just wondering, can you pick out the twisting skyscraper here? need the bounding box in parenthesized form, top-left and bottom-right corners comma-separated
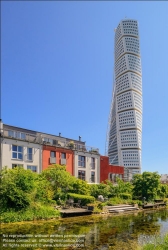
(107, 19, 142, 178)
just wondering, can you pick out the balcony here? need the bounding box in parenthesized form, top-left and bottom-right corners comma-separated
(42, 138, 99, 154)
(60, 158, 66, 165)
(50, 157, 56, 164)
(3, 129, 99, 154)
(3, 129, 37, 143)
(90, 163, 95, 170)
(90, 177, 95, 183)
(25, 154, 33, 161)
(42, 138, 66, 147)
(73, 144, 99, 154)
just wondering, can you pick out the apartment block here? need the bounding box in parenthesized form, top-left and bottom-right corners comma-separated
(0, 120, 126, 184)
(1, 122, 42, 173)
(0, 121, 101, 183)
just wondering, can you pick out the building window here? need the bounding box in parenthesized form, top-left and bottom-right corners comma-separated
(109, 173, 115, 182)
(27, 165, 37, 172)
(78, 155, 85, 167)
(27, 147, 33, 161)
(61, 153, 66, 159)
(43, 138, 53, 144)
(50, 151, 56, 158)
(91, 157, 95, 169)
(8, 130, 15, 137)
(50, 151, 56, 164)
(8, 131, 26, 140)
(91, 171, 95, 183)
(12, 145, 23, 160)
(18, 132, 26, 140)
(78, 170, 85, 180)
(12, 164, 23, 169)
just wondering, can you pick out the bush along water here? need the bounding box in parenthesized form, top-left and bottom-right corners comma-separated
(1, 166, 168, 223)
(0, 167, 60, 223)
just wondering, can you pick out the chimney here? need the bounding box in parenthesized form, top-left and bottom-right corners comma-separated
(79, 136, 81, 141)
(59, 133, 61, 137)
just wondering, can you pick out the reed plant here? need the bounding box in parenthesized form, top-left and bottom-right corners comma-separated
(139, 234, 168, 250)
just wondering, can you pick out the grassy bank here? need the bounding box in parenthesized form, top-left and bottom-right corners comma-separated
(1, 203, 60, 223)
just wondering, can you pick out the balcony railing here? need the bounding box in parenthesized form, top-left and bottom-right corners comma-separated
(42, 139, 99, 154)
(90, 177, 95, 183)
(61, 158, 66, 165)
(90, 163, 95, 169)
(50, 157, 56, 164)
(78, 176, 85, 181)
(3, 129, 99, 154)
(25, 154, 33, 161)
(73, 144, 99, 154)
(3, 129, 37, 143)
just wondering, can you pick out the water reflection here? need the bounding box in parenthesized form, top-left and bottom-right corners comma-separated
(1, 209, 168, 250)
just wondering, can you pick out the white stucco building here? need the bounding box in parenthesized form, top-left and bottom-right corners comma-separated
(1, 121, 42, 173)
(74, 148, 100, 184)
(160, 174, 168, 184)
(108, 19, 142, 178)
(0, 120, 100, 184)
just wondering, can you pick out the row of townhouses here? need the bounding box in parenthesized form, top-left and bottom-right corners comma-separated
(0, 120, 124, 183)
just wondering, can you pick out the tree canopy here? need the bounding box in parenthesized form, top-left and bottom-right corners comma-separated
(132, 171, 161, 200)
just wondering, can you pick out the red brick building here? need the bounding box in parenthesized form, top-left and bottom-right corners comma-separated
(100, 156, 124, 183)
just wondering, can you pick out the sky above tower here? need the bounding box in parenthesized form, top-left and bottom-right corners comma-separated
(1, 1, 168, 174)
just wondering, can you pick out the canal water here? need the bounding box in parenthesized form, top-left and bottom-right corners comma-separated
(1, 209, 168, 250)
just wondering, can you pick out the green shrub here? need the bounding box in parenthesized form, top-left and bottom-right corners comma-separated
(105, 197, 133, 205)
(97, 202, 105, 210)
(0, 167, 37, 211)
(93, 207, 102, 213)
(67, 193, 95, 205)
(130, 200, 142, 206)
(120, 193, 132, 199)
(106, 197, 123, 205)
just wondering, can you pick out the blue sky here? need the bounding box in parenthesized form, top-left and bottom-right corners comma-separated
(1, 1, 168, 174)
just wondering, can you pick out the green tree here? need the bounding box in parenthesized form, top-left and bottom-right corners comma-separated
(132, 172, 160, 201)
(0, 166, 36, 211)
(72, 178, 91, 195)
(157, 184, 168, 199)
(116, 178, 133, 198)
(35, 175, 54, 204)
(89, 182, 111, 198)
(41, 165, 75, 200)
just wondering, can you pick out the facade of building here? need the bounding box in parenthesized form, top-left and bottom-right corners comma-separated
(108, 19, 142, 179)
(0, 121, 102, 184)
(160, 174, 168, 184)
(1, 123, 42, 173)
(0, 120, 125, 183)
(100, 156, 124, 183)
(74, 149, 100, 184)
(42, 145, 74, 174)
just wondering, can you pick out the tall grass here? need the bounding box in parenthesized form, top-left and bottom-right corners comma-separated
(1, 203, 60, 223)
(139, 234, 168, 250)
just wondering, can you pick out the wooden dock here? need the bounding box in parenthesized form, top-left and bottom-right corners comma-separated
(143, 202, 166, 209)
(59, 208, 93, 217)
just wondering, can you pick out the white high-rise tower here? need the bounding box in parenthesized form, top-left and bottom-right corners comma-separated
(107, 19, 142, 178)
